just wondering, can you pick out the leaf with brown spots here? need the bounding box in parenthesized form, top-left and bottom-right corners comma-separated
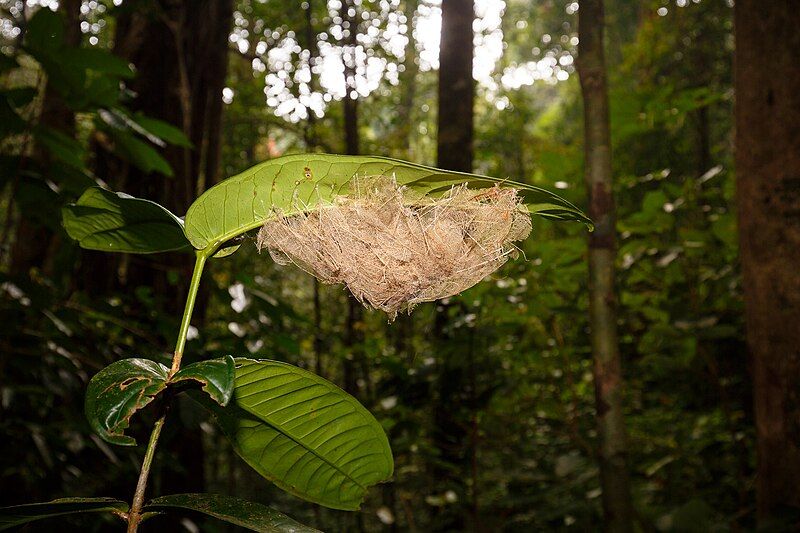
(84, 358, 169, 446)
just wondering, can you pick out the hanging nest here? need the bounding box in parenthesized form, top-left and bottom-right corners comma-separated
(257, 176, 532, 319)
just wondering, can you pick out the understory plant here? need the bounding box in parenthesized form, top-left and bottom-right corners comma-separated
(0, 154, 589, 532)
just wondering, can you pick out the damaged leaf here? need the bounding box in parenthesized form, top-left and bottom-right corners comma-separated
(84, 358, 170, 446)
(171, 356, 236, 406)
(85, 357, 238, 445)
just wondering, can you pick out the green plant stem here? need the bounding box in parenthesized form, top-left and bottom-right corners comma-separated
(170, 251, 209, 376)
(126, 415, 165, 533)
(126, 250, 209, 532)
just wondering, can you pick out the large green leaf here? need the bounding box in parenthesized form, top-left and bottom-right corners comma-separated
(62, 187, 193, 254)
(184, 154, 591, 252)
(197, 358, 393, 511)
(144, 494, 320, 533)
(84, 358, 170, 446)
(0, 497, 128, 531)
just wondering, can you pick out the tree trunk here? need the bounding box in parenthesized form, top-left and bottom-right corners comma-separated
(432, 2, 474, 530)
(112, 0, 233, 212)
(396, 0, 419, 159)
(342, 0, 359, 156)
(735, 0, 800, 522)
(576, 2, 634, 532)
(436, 0, 473, 172)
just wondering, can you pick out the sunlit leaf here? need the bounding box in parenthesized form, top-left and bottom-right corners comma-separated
(144, 493, 320, 533)
(196, 358, 394, 510)
(84, 358, 169, 446)
(62, 187, 193, 254)
(184, 154, 592, 252)
(0, 497, 128, 531)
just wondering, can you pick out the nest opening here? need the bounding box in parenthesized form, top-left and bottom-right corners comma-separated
(256, 176, 532, 320)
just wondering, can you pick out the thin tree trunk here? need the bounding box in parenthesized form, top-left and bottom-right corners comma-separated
(342, 0, 359, 156)
(576, 2, 634, 532)
(735, 0, 800, 522)
(303, 0, 319, 151)
(432, 3, 474, 530)
(436, 0, 473, 172)
(397, 0, 419, 159)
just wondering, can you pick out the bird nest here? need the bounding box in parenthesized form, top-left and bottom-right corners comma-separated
(257, 176, 531, 319)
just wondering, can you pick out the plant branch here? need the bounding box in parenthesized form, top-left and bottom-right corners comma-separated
(126, 249, 209, 532)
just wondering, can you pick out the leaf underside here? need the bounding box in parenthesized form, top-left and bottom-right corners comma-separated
(62, 187, 192, 254)
(0, 497, 128, 531)
(184, 154, 591, 252)
(144, 493, 320, 533)
(197, 358, 394, 511)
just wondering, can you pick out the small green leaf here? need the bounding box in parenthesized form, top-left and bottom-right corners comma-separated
(0, 497, 128, 531)
(62, 187, 193, 254)
(35, 126, 87, 169)
(110, 129, 174, 176)
(62, 47, 134, 78)
(196, 358, 393, 511)
(184, 154, 592, 253)
(85, 358, 169, 446)
(171, 356, 235, 406)
(212, 242, 242, 258)
(132, 114, 193, 148)
(144, 494, 319, 533)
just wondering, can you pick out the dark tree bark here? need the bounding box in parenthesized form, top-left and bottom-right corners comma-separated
(83, 0, 233, 299)
(735, 0, 800, 522)
(576, 2, 634, 532)
(112, 0, 233, 210)
(396, 0, 419, 159)
(432, 2, 474, 531)
(436, 0, 473, 172)
(342, 0, 359, 156)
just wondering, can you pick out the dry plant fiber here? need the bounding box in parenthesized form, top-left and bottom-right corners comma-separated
(257, 176, 532, 320)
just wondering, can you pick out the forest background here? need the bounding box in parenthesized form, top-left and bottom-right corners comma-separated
(2, 0, 798, 531)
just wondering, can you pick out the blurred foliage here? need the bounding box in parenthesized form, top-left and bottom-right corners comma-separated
(0, 0, 749, 531)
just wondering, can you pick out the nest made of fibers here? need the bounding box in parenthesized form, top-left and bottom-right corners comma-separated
(256, 175, 532, 320)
